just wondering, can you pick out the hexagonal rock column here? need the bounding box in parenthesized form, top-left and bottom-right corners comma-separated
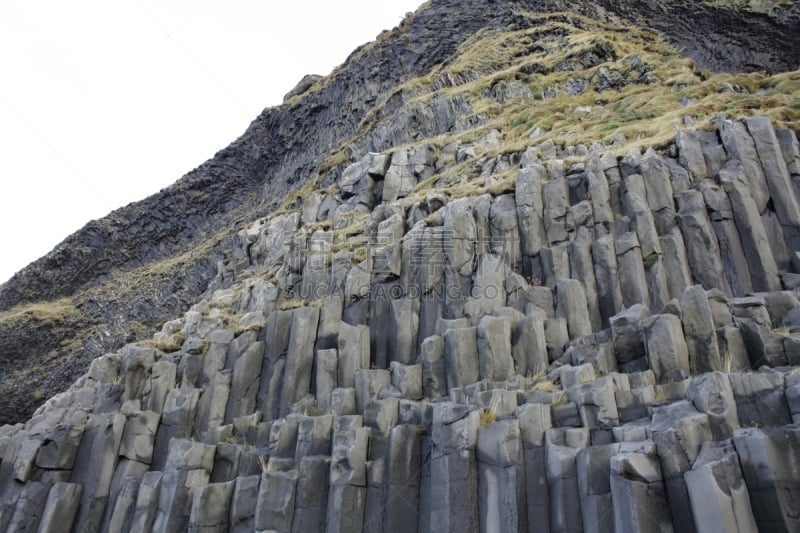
(610, 445, 674, 533)
(429, 403, 481, 532)
(279, 306, 321, 417)
(476, 419, 526, 533)
(684, 441, 757, 533)
(733, 425, 800, 532)
(650, 401, 713, 533)
(255, 470, 298, 532)
(642, 314, 689, 383)
(326, 416, 369, 533)
(37, 482, 83, 533)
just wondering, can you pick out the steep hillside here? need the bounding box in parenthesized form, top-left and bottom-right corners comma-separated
(1, 0, 800, 531)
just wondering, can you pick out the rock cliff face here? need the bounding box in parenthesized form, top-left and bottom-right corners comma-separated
(1, 1, 800, 532)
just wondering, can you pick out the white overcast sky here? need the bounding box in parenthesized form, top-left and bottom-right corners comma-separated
(0, 0, 423, 285)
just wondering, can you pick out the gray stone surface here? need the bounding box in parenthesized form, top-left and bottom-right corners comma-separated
(338, 323, 370, 389)
(651, 401, 713, 533)
(292, 457, 330, 533)
(734, 426, 800, 532)
(680, 285, 722, 374)
(686, 372, 739, 440)
(684, 441, 757, 533)
(745, 116, 800, 248)
(643, 314, 689, 382)
(556, 279, 593, 339)
(490, 193, 522, 269)
(676, 189, 732, 296)
(5, 101, 800, 533)
(255, 470, 298, 532)
(516, 165, 547, 257)
(444, 327, 479, 391)
(279, 307, 321, 417)
(719, 161, 781, 292)
(420, 335, 447, 398)
(476, 315, 515, 381)
(610, 447, 674, 533)
(189, 480, 234, 531)
(38, 482, 83, 533)
(543, 178, 569, 245)
(616, 231, 651, 309)
(592, 234, 624, 328)
(390, 362, 423, 400)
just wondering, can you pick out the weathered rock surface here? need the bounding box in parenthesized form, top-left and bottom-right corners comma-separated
(1, 0, 800, 530)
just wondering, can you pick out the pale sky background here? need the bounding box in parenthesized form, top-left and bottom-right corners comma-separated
(0, 0, 423, 284)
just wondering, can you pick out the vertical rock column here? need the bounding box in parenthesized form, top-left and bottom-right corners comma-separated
(69, 413, 126, 533)
(188, 480, 234, 532)
(151, 439, 216, 533)
(430, 403, 481, 532)
(443, 200, 477, 319)
(680, 285, 722, 374)
(4, 481, 50, 533)
(576, 443, 621, 533)
(152, 388, 201, 471)
(615, 231, 650, 310)
(675, 189, 732, 296)
(745, 116, 800, 255)
(490, 193, 522, 271)
(292, 456, 331, 532)
(516, 165, 547, 275)
(570, 226, 602, 331)
(444, 326, 479, 393)
(684, 442, 758, 533)
(556, 279, 593, 339)
(517, 403, 552, 533)
(383, 424, 423, 532)
(609, 444, 674, 533)
(255, 470, 298, 532)
(718, 160, 782, 292)
(546, 427, 589, 533)
(37, 482, 83, 533)
(326, 415, 369, 533)
(643, 314, 689, 382)
(733, 425, 800, 531)
(279, 306, 322, 417)
(420, 335, 447, 399)
(225, 340, 265, 422)
(650, 401, 714, 533)
(230, 475, 261, 533)
(592, 234, 624, 327)
(699, 179, 754, 297)
(477, 315, 515, 381)
(476, 419, 526, 533)
(256, 310, 293, 421)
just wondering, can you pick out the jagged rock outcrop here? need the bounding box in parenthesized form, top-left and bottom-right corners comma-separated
(2, 113, 800, 531)
(1, 0, 800, 531)
(0, 0, 799, 425)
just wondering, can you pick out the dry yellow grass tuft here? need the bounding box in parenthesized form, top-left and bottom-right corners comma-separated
(0, 297, 78, 326)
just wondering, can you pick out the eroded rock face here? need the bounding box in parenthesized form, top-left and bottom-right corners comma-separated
(1, 115, 799, 532)
(1, 0, 800, 529)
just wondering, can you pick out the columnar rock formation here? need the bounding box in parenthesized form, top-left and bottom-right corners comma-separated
(1, 0, 799, 427)
(1, 114, 800, 532)
(1, 1, 800, 532)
